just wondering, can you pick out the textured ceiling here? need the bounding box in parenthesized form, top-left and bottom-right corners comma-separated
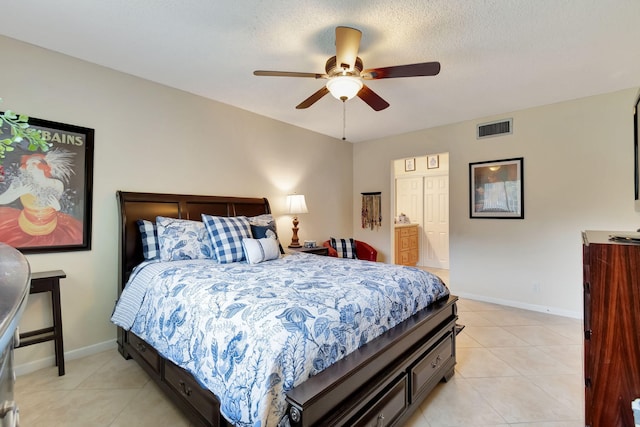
(1, 0, 639, 142)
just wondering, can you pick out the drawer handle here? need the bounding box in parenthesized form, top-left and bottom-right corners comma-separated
(179, 380, 193, 397)
(431, 355, 442, 369)
(376, 413, 384, 427)
(289, 407, 301, 423)
(136, 342, 147, 352)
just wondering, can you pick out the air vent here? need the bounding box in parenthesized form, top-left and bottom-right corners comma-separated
(477, 118, 513, 139)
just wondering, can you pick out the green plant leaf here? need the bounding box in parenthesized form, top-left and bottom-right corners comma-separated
(0, 105, 50, 166)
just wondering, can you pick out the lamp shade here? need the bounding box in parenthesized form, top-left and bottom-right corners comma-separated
(286, 194, 308, 215)
(326, 76, 363, 100)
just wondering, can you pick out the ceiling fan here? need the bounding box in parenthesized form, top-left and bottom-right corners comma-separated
(254, 26, 441, 111)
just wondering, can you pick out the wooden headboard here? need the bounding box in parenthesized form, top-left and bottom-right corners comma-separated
(116, 191, 271, 295)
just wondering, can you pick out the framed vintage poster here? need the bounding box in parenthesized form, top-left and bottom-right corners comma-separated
(0, 114, 94, 253)
(469, 157, 523, 219)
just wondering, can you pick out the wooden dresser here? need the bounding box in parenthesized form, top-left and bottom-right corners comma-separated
(582, 231, 640, 427)
(395, 224, 419, 266)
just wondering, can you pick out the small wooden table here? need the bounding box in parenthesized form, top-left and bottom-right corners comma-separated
(289, 246, 329, 256)
(16, 270, 66, 376)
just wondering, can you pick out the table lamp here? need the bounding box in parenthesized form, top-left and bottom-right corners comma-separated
(286, 194, 308, 248)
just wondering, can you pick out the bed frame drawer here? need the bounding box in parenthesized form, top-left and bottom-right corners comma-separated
(164, 360, 219, 425)
(409, 332, 454, 401)
(128, 333, 160, 373)
(348, 374, 407, 427)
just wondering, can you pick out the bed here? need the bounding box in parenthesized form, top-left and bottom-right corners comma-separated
(113, 191, 458, 427)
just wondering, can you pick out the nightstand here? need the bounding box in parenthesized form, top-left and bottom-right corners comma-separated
(16, 270, 66, 376)
(289, 246, 329, 256)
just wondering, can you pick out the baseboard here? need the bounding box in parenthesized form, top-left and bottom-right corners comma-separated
(455, 292, 583, 320)
(14, 339, 117, 377)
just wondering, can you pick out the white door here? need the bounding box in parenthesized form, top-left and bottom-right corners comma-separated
(423, 175, 449, 269)
(395, 177, 423, 225)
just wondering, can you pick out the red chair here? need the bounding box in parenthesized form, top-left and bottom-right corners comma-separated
(322, 240, 378, 262)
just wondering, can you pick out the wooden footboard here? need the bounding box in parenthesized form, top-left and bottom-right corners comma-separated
(119, 295, 457, 427)
(286, 295, 457, 426)
(120, 331, 226, 426)
(115, 191, 458, 426)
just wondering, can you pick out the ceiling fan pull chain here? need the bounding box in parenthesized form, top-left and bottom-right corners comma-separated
(342, 100, 347, 141)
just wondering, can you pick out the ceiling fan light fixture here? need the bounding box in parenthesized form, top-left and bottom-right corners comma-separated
(326, 76, 363, 101)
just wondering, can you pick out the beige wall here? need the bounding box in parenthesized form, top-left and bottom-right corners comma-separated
(0, 36, 353, 371)
(353, 88, 640, 317)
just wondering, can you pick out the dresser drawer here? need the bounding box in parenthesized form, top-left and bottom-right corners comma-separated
(410, 333, 453, 400)
(164, 360, 219, 425)
(128, 333, 160, 373)
(398, 226, 417, 237)
(348, 374, 407, 427)
(398, 236, 412, 250)
(407, 249, 419, 266)
(397, 251, 411, 265)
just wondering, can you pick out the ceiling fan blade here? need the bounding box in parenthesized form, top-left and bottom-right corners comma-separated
(362, 62, 441, 79)
(335, 26, 362, 71)
(357, 84, 390, 111)
(296, 86, 330, 109)
(254, 70, 328, 79)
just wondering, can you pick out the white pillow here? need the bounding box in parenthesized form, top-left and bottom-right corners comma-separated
(242, 237, 280, 264)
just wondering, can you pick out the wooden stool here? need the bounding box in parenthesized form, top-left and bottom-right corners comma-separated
(16, 270, 66, 376)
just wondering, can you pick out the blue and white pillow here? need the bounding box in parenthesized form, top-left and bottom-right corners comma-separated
(242, 237, 280, 264)
(202, 214, 252, 263)
(156, 216, 214, 261)
(136, 219, 160, 260)
(248, 214, 284, 254)
(330, 237, 357, 259)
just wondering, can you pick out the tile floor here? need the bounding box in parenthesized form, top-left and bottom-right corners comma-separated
(15, 269, 585, 426)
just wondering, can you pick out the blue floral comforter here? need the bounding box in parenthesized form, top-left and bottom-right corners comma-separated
(111, 253, 449, 427)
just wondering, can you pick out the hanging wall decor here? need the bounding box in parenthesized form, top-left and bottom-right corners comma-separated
(361, 192, 382, 230)
(0, 114, 94, 252)
(469, 157, 523, 219)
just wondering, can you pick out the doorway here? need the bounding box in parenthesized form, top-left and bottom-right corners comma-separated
(392, 153, 450, 269)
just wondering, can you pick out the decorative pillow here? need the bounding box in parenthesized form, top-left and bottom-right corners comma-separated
(249, 214, 284, 254)
(330, 237, 357, 259)
(136, 219, 160, 260)
(202, 214, 252, 263)
(242, 237, 280, 264)
(156, 216, 214, 261)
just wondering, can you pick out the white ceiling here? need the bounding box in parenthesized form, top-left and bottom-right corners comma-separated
(1, 0, 639, 142)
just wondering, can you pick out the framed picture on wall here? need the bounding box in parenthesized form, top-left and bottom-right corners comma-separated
(427, 155, 439, 169)
(404, 158, 416, 172)
(634, 89, 640, 208)
(469, 157, 523, 219)
(0, 114, 94, 253)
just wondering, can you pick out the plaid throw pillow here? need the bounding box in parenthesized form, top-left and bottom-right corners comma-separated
(136, 219, 160, 260)
(202, 214, 252, 263)
(330, 237, 357, 259)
